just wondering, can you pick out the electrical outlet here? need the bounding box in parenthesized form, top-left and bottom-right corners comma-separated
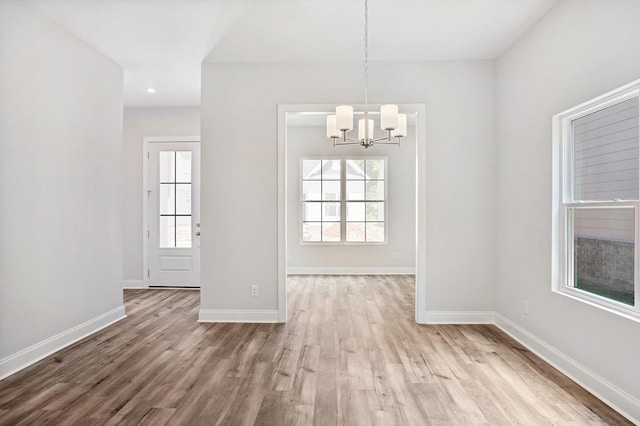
(524, 299, 529, 315)
(392, 252, 399, 260)
(251, 285, 259, 297)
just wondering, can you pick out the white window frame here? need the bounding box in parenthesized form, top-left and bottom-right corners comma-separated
(299, 156, 388, 245)
(552, 80, 640, 321)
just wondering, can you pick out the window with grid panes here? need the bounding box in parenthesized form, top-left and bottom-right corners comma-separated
(301, 158, 386, 243)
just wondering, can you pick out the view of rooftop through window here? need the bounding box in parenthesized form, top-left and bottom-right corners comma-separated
(301, 158, 386, 243)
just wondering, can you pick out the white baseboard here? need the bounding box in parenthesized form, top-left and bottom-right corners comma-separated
(198, 309, 280, 323)
(287, 266, 416, 275)
(422, 310, 495, 324)
(495, 313, 639, 424)
(0, 305, 126, 381)
(123, 279, 146, 289)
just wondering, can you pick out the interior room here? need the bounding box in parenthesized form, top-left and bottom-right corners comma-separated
(1, 0, 639, 424)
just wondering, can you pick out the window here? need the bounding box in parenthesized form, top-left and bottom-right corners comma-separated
(554, 81, 640, 318)
(301, 158, 387, 243)
(159, 151, 192, 248)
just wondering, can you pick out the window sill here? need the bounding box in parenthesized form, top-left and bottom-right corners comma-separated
(553, 286, 640, 324)
(299, 241, 388, 246)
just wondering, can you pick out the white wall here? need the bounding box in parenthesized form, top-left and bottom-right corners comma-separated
(0, 0, 124, 375)
(201, 60, 496, 316)
(122, 107, 200, 283)
(286, 125, 416, 274)
(496, 0, 640, 419)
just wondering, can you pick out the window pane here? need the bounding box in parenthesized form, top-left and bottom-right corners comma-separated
(346, 181, 365, 200)
(322, 223, 341, 242)
(346, 160, 365, 179)
(366, 181, 385, 200)
(573, 207, 634, 305)
(176, 184, 191, 215)
(366, 202, 385, 221)
(346, 202, 365, 221)
(366, 159, 385, 179)
(160, 151, 175, 182)
(322, 181, 340, 201)
(366, 222, 385, 242)
(346, 223, 365, 242)
(322, 160, 341, 180)
(572, 97, 639, 201)
(160, 184, 175, 214)
(160, 216, 175, 248)
(302, 160, 322, 180)
(303, 202, 321, 221)
(303, 181, 321, 201)
(176, 216, 192, 248)
(176, 151, 192, 182)
(322, 202, 340, 221)
(302, 222, 321, 242)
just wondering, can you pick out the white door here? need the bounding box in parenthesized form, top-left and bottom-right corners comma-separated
(147, 141, 200, 287)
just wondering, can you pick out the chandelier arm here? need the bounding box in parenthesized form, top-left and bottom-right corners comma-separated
(371, 136, 394, 143)
(372, 141, 401, 145)
(334, 141, 362, 146)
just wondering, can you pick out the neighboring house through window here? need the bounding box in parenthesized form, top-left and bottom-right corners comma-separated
(301, 158, 387, 243)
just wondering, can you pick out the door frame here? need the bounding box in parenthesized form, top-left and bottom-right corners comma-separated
(277, 104, 426, 323)
(142, 136, 201, 288)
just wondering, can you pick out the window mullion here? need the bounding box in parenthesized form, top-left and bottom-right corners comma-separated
(320, 161, 324, 242)
(341, 159, 346, 242)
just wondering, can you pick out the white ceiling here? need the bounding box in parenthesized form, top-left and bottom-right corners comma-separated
(28, 0, 560, 107)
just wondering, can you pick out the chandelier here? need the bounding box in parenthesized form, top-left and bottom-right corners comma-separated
(326, 0, 407, 149)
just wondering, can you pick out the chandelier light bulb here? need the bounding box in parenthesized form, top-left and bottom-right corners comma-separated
(391, 114, 408, 138)
(380, 104, 399, 130)
(326, 115, 341, 138)
(358, 118, 375, 142)
(336, 106, 354, 131)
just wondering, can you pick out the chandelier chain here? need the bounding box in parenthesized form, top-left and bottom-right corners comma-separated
(364, 0, 368, 75)
(363, 0, 369, 122)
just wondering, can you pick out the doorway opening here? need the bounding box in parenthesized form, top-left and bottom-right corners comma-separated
(143, 137, 201, 288)
(277, 104, 427, 323)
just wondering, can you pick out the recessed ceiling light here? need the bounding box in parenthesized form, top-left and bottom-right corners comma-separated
(146, 87, 156, 94)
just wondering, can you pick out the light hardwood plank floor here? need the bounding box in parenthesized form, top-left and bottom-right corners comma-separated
(0, 275, 631, 425)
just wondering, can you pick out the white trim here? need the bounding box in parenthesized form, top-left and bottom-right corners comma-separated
(142, 136, 200, 288)
(423, 311, 495, 324)
(0, 306, 126, 381)
(414, 104, 427, 324)
(198, 309, 279, 323)
(495, 313, 640, 424)
(287, 267, 415, 275)
(278, 104, 427, 325)
(123, 279, 146, 289)
(277, 108, 287, 322)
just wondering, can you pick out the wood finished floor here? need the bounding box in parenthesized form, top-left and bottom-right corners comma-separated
(0, 275, 631, 425)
